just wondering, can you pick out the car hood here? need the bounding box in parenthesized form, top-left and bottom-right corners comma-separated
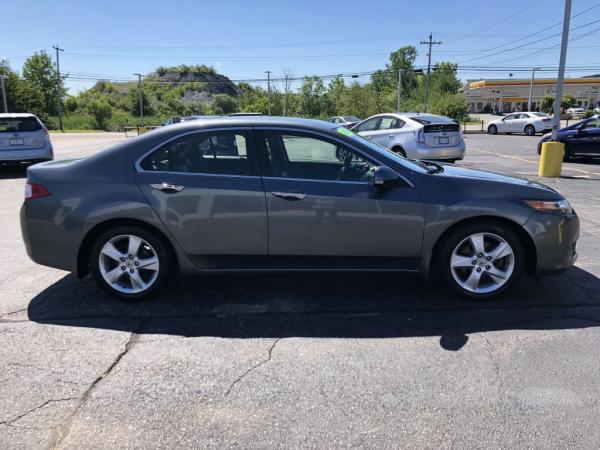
(435, 163, 557, 192)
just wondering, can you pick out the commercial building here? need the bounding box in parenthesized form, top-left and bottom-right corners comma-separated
(463, 76, 600, 113)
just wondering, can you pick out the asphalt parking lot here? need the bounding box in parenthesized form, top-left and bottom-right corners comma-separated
(2, 132, 600, 449)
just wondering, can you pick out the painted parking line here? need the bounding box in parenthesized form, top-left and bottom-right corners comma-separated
(469, 148, 600, 176)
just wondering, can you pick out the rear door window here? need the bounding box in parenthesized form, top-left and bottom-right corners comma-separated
(378, 116, 404, 130)
(0, 117, 42, 133)
(140, 131, 253, 175)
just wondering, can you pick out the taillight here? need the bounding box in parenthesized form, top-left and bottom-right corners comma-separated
(43, 127, 50, 141)
(542, 118, 551, 122)
(416, 128, 425, 144)
(25, 183, 51, 200)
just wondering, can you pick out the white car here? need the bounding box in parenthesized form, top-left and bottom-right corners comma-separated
(328, 115, 361, 129)
(487, 112, 552, 136)
(352, 113, 465, 162)
(0, 113, 53, 165)
(566, 107, 585, 119)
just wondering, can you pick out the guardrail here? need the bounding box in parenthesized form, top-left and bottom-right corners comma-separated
(124, 125, 161, 138)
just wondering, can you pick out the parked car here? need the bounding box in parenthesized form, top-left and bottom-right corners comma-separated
(21, 117, 578, 300)
(487, 112, 552, 136)
(0, 113, 53, 166)
(538, 114, 600, 160)
(566, 107, 585, 119)
(228, 112, 263, 116)
(328, 116, 361, 129)
(593, 107, 600, 113)
(162, 117, 182, 126)
(352, 113, 465, 162)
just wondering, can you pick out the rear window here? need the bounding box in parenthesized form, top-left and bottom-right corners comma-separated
(0, 117, 42, 133)
(408, 115, 456, 125)
(342, 116, 360, 122)
(534, 112, 549, 117)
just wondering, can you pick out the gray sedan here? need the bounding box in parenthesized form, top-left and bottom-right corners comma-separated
(20, 117, 579, 300)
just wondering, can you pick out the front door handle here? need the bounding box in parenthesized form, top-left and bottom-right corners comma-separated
(270, 191, 306, 201)
(150, 183, 185, 193)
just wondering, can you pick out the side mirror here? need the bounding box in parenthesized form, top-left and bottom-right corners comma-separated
(373, 165, 402, 188)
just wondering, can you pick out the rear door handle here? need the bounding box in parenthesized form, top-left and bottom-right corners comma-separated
(270, 191, 306, 201)
(150, 183, 185, 193)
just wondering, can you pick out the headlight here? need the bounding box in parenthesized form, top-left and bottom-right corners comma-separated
(524, 199, 573, 214)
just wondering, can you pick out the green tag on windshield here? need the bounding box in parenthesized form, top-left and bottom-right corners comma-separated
(336, 127, 354, 137)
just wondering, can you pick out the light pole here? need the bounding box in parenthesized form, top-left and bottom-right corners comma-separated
(552, 0, 572, 141)
(134, 73, 144, 126)
(528, 67, 541, 112)
(420, 32, 442, 112)
(397, 68, 402, 113)
(52, 45, 64, 132)
(265, 70, 271, 115)
(0, 58, 7, 113)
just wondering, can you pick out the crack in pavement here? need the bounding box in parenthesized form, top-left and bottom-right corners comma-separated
(224, 337, 281, 397)
(0, 398, 77, 427)
(47, 318, 147, 450)
(482, 335, 505, 404)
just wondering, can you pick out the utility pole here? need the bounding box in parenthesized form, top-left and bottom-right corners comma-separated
(420, 33, 442, 112)
(0, 59, 7, 113)
(552, 0, 572, 141)
(52, 45, 64, 132)
(265, 70, 271, 115)
(528, 67, 541, 112)
(134, 73, 144, 126)
(396, 68, 402, 113)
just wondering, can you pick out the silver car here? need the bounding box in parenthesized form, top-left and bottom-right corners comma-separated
(353, 113, 465, 162)
(21, 117, 578, 300)
(0, 113, 53, 165)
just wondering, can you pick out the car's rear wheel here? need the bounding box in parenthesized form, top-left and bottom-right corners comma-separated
(525, 125, 536, 136)
(488, 125, 497, 135)
(90, 226, 171, 300)
(437, 222, 524, 299)
(391, 146, 406, 157)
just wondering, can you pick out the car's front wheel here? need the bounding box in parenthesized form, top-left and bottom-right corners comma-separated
(90, 226, 171, 300)
(488, 125, 498, 135)
(437, 222, 524, 298)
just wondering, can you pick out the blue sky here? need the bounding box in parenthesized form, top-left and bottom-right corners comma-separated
(2, 0, 600, 94)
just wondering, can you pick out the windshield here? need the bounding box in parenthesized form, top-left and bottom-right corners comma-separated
(408, 114, 456, 125)
(342, 116, 360, 122)
(336, 127, 427, 172)
(0, 117, 42, 133)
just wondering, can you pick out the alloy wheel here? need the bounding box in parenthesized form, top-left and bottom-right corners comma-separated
(98, 234, 160, 294)
(450, 232, 515, 295)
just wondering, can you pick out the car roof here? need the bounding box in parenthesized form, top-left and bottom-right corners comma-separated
(0, 113, 38, 118)
(155, 116, 339, 132)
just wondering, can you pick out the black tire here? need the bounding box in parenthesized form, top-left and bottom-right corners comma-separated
(563, 143, 573, 162)
(391, 146, 406, 158)
(436, 221, 525, 299)
(488, 125, 497, 135)
(90, 225, 171, 300)
(525, 125, 536, 136)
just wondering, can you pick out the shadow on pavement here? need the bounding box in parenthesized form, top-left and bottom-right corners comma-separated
(0, 165, 28, 179)
(27, 267, 600, 350)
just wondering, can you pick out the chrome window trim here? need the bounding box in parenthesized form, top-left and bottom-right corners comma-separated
(256, 126, 415, 188)
(134, 127, 255, 174)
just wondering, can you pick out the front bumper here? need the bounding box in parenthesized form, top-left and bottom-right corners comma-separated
(0, 143, 53, 163)
(416, 140, 466, 161)
(524, 210, 580, 276)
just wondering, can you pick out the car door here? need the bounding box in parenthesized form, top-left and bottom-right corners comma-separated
(513, 113, 529, 133)
(353, 116, 381, 142)
(569, 118, 600, 156)
(135, 128, 269, 268)
(369, 116, 406, 148)
(499, 114, 518, 132)
(256, 128, 424, 269)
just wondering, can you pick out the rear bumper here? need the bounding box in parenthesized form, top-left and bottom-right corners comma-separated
(0, 143, 53, 162)
(416, 140, 466, 161)
(524, 211, 580, 276)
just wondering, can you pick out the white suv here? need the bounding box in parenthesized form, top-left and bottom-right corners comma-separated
(352, 113, 465, 162)
(0, 113, 53, 165)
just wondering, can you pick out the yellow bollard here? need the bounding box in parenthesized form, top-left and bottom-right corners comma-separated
(538, 141, 564, 177)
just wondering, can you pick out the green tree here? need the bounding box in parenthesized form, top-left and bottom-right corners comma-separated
(87, 98, 113, 130)
(338, 82, 378, 119)
(298, 76, 327, 117)
(562, 94, 577, 109)
(429, 93, 469, 121)
(325, 76, 346, 116)
(21, 51, 66, 116)
(371, 46, 418, 111)
(210, 94, 238, 114)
